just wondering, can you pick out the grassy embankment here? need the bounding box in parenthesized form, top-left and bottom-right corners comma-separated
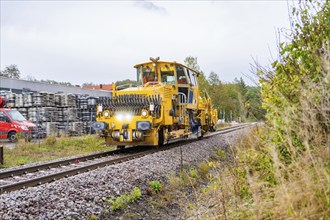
(0, 135, 114, 168)
(129, 126, 328, 219)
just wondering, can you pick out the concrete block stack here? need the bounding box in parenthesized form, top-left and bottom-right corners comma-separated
(1, 91, 107, 136)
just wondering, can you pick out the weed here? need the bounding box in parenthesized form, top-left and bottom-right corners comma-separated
(149, 181, 162, 193)
(186, 202, 195, 210)
(89, 214, 98, 220)
(197, 161, 210, 179)
(168, 174, 181, 191)
(45, 135, 56, 146)
(108, 195, 128, 211)
(128, 187, 142, 202)
(210, 148, 227, 161)
(107, 187, 142, 212)
(189, 168, 199, 179)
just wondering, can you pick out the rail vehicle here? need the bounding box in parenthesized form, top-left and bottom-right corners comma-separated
(93, 57, 218, 148)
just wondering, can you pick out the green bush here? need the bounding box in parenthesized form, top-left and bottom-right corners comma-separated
(149, 181, 162, 193)
(128, 187, 142, 202)
(108, 195, 128, 211)
(107, 187, 142, 211)
(189, 168, 199, 179)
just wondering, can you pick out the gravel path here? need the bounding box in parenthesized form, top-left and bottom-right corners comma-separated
(0, 128, 248, 219)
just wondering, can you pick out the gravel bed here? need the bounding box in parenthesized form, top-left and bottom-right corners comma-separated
(0, 128, 249, 219)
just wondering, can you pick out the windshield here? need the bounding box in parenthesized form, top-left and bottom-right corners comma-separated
(142, 66, 157, 84)
(6, 109, 26, 122)
(161, 71, 175, 84)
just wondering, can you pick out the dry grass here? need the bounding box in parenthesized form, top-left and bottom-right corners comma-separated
(188, 126, 330, 219)
(0, 135, 114, 168)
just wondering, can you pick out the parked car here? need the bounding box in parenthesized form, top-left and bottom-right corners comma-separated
(0, 108, 38, 142)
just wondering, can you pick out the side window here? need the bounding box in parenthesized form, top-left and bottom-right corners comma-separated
(187, 69, 198, 87)
(0, 112, 8, 122)
(192, 72, 198, 87)
(136, 68, 143, 86)
(176, 66, 188, 84)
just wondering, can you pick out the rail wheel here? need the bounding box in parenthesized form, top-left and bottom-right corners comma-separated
(197, 126, 203, 140)
(8, 131, 17, 142)
(158, 128, 164, 147)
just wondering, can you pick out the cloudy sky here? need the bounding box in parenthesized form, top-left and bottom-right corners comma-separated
(1, 1, 291, 85)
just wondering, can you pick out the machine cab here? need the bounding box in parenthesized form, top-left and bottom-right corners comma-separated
(135, 59, 199, 108)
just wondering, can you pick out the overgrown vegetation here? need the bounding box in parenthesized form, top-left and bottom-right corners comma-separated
(257, 0, 330, 163)
(0, 135, 114, 168)
(183, 1, 329, 219)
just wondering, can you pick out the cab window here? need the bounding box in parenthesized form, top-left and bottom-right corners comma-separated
(160, 71, 175, 84)
(176, 66, 188, 84)
(136, 68, 143, 86)
(187, 69, 198, 87)
(142, 67, 157, 84)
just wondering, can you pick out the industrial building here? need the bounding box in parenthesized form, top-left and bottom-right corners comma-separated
(0, 76, 111, 97)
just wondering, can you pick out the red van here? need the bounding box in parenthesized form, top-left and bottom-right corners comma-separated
(0, 108, 37, 142)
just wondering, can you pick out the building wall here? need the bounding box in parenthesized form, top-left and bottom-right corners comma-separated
(0, 77, 111, 97)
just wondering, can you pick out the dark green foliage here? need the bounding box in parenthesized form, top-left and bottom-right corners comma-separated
(185, 57, 265, 122)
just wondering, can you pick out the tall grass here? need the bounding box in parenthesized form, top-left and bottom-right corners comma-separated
(191, 125, 329, 219)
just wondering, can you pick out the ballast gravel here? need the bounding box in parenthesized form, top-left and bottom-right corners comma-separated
(0, 128, 249, 219)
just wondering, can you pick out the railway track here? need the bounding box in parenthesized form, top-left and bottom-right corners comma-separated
(0, 123, 255, 194)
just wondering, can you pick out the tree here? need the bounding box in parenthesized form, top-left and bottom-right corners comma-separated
(82, 82, 97, 86)
(184, 56, 200, 71)
(0, 64, 21, 79)
(115, 79, 137, 86)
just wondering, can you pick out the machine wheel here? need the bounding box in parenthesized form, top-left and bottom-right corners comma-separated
(197, 126, 203, 140)
(8, 131, 17, 142)
(117, 145, 125, 150)
(158, 128, 164, 147)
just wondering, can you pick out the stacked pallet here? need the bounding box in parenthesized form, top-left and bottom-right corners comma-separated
(1, 91, 108, 136)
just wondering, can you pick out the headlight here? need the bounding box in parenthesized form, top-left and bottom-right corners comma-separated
(125, 113, 132, 121)
(21, 126, 29, 131)
(103, 110, 110, 118)
(115, 113, 124, 122)
(115, 113, 132, 122)
(136, 121, 151, 131)
(141, 110, 148, 117)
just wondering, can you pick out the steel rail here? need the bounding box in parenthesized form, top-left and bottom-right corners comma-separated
(0, 123, 255, 194)
(0, 149, 124, 179)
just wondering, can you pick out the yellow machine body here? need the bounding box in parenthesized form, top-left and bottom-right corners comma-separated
(94, 58, 218, 147)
